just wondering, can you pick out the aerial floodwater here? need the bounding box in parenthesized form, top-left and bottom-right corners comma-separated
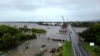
(0, 22, 69, 56)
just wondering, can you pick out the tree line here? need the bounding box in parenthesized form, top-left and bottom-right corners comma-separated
(0, 25, 46, 52)
(79, 23, 100, 46)
(71, 21, 100, 27)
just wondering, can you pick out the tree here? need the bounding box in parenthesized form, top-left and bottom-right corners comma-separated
(18, 25, 30, 32)
(80, 24, 100, 45)
(1, 33, 12, 50)
(0, 25, 41, 52)
(37, 22, 44, 25)
(0, 25, 18, 35)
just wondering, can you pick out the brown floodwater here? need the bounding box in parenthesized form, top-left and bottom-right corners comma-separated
(0, 22, 87, 56)
(0, 23, 69, 56)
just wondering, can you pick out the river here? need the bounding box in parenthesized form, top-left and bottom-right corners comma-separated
(0, 22, 87, 56)
(0, 22, 69, 56)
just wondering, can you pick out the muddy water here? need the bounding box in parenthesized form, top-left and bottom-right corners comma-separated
(73, 27, 87, 33)
(0, 23, 69, 56)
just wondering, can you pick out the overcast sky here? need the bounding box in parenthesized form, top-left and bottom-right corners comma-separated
(0, 0, 100, 21)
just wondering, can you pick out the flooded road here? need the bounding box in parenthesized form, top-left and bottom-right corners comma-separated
(0, 23, 69, 56)
(73, 27, 87, 33)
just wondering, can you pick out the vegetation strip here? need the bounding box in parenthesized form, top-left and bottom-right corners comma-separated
(0, 25, 46, 55)
(83, 42, 100, 56)
(79, 23, 100, 56)
(62, 41, 73, 56)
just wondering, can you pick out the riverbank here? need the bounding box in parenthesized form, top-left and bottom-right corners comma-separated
(0, 25, 46, 56)
(5, 24, 69, 56)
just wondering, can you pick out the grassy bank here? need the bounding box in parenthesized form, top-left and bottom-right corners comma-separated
(0, 51, 3, 56)
(83, 42, 100, 56)
(0, 51, 5, 56)
(62, 41, 73, 56)
(31, 28, 46, 33)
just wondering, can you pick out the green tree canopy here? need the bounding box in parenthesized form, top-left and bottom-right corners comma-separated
(80, 24, 100, 45)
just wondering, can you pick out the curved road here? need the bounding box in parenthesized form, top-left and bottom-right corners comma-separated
(68, 24, 89, 56)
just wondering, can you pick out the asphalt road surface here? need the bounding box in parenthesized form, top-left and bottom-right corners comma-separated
(68, 24, 89, 56)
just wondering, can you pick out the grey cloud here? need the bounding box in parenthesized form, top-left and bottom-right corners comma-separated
(0, 0, 100, 21)
(0, 0, 99, 11)
(0, 0, 41, 11)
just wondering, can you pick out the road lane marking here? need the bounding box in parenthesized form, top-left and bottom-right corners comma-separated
(72, 33, 83, 56)
(68, 29, 76, 56)
(74, 29, 89, 56)
(69, 26, 83, 56)
(71, 38, 76, 56)
(81, 46, 89, 56)
(73, 30, 87, 56)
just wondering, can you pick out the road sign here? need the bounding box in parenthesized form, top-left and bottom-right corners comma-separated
(90, 42, 95, 46)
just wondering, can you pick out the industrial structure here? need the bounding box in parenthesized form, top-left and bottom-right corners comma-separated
(59, 16, 67, 33)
